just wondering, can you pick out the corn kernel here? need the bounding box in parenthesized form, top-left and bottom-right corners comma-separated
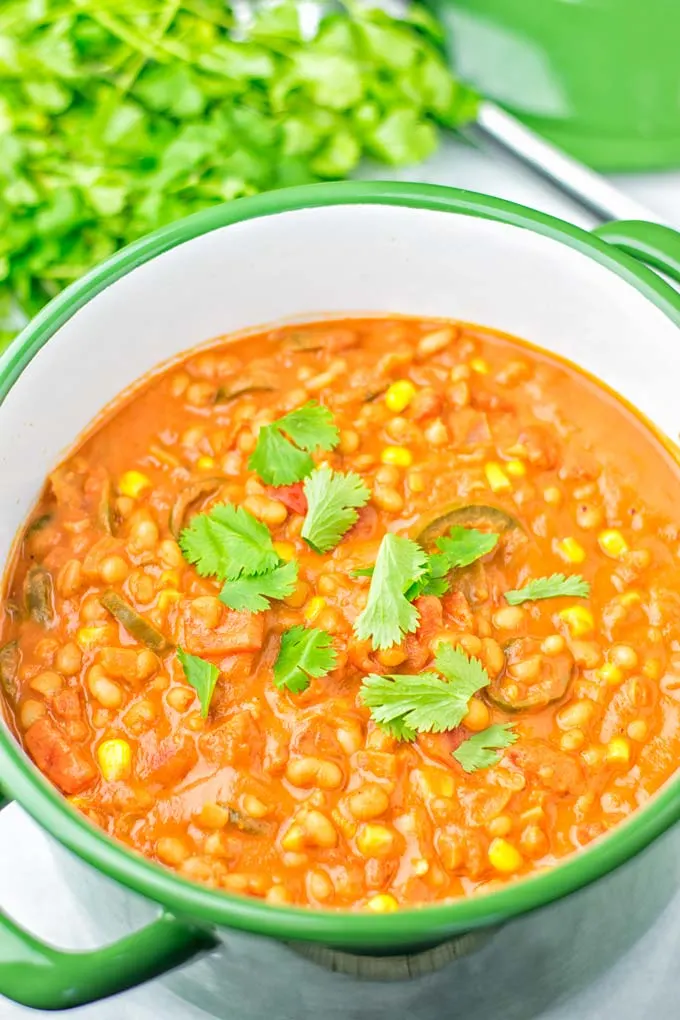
(158, 589, 182, 611)
(385, 380, 416, 413)
(381, 446, 413, 468)
(559, 606, 594, 637)
(196, 455, 215, 471)
(407, 469, 426, 493)
(485, 462, 512, 493)
(304, 596, 326, 623)
(597, 662, 623, 686)
(505, 459, 526, 477)
(119, 470, 151, 500)
(413, 858, 429, 876)
(160, 570, 180, 587)
(606, 737, 631, 764)
(273, 541, 296, 561)
(598, 529, 629, 559)
(76, 626, 110, 650)
(555, 537, 586, 564)
(97, 738, 132, 782)
(488, 837, 523, 874)
(366, 893, 399, 913)
(470, 357, 489, 374)
(356, 823, 395, 857)
(618, 591, 641, 608)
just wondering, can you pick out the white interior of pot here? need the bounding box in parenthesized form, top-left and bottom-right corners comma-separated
(1, 203, 678, 569)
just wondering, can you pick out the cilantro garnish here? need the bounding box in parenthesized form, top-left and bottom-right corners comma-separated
(248, 402, 339, 485)
(219, 561, 298, 613)
(301, 465, 370, 553)
(453, 724, 518, 773)
(352, 526, 499, 644)
(273, 625, 337, 693)
(179, 502, 278, 581)
(505, 573, 590, 605)
(353, 535, 429, 650)
(359, 643, 490, 739)
(177, 648, 219, 718)
(436, 527, 499, 569)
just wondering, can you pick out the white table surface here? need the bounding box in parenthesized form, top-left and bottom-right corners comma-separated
(3, 137, 680, 1020)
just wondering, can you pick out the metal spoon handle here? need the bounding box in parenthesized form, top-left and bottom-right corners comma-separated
(469, 101, 663, 225)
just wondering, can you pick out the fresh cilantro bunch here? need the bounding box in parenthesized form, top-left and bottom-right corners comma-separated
(0, 0, 477, 349)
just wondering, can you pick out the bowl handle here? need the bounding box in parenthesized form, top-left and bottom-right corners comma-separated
(592, 220, 680, 284)
(0, 793, 218, 1011)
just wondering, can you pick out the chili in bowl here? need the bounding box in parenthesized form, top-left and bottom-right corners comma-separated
(3, 183, 680, 1011)
(3, 313, 680, 910)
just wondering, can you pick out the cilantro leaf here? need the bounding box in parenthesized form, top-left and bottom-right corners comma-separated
(408, 551, 451, 599)
(360, 644, 490, 739)
(353, 534, 429, 650)
(248, 402, 339, 485)
(248, 426, 313, 487)
(219, 560, 298, 613)
(453, 724, 518, 773)
(179, 503, 278, 581)
(177, 648, 219, 718)
(301, 465, 369, 553)
(406, 527, 499, 600)
(435, 526, 499, 568)
(434, 642, 490, 700)
(351, 566, 374, 578)
(277, 402, 339, 452)
(273, 625, 337, 693)
(505, 573, 591, 605)
(0, 3, 477, 354)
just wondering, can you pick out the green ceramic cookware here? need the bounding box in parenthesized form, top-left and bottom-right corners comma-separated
(2, 182, 680, 1011)
(428, 0, 680, 171)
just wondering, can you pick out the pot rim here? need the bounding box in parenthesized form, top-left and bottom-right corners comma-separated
(2, 180, 680, 944)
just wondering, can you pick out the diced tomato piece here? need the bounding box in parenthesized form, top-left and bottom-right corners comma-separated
(346, 505, 378, 541)
(137, 734, 198, 787)
(518, 425, 559, 470)
(265, 483, 307, 515)
(410, 388, 442, 421)
(442, 590, 474, 631)
(25, 718, 96, 794)
(180, 603, 265, 656)
(508, 740, 585, 796)
(50, 688, 84, 721)
(418, 727, 467, 765)
(404, 595, 443, 671)
(199, 711, 264, 768)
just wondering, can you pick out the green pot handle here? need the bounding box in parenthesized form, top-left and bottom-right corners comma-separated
(0, 790, 218, 1011)
(593, 220, 680, 283)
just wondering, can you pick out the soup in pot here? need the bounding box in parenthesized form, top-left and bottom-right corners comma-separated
(2, 317, 680, 911)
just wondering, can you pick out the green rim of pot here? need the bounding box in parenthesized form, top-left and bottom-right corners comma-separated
(2, 180, 680, 946)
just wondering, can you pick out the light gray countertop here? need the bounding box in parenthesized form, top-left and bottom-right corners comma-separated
(3, 140, 680, 1019)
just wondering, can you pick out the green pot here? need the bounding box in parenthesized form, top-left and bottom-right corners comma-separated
(428, 0, 680, 171)
(2, 182, 680, 1012)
